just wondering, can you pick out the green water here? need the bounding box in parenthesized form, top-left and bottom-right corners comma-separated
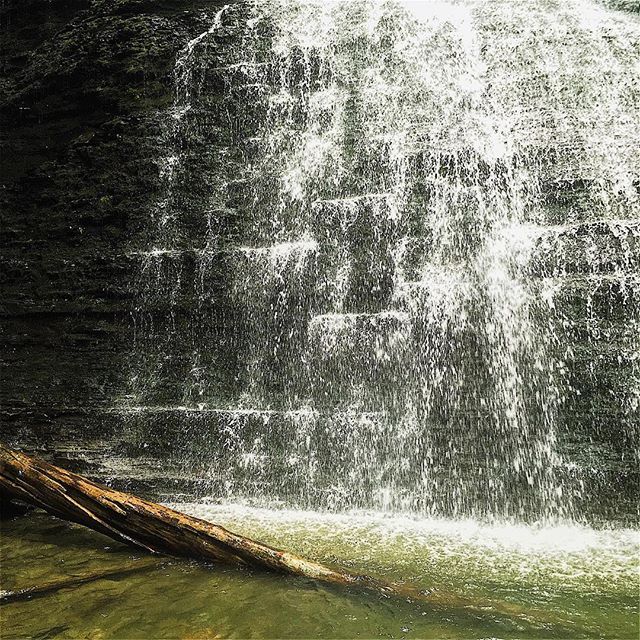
(1, 505, 638, 639)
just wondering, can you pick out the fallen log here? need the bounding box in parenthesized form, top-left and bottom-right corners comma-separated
(0, 441, 562, 627)
(0, 442, 363, 585)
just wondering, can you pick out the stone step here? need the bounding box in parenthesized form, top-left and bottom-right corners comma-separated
(538, 273, 640, 324)
(311, 193, 400, 242)
(535, 178, 640, 226)
(125, 215, 636, 304)
(394, 270, 638, 320)
(530, 218, 640, 276)
(307, 311, 410, 343)
(4, 402, 635, 519)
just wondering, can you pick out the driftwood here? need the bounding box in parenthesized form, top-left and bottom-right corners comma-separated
(0, 441, 561, 626)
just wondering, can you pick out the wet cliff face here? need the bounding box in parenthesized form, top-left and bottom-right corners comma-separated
(1, 0, 638, 523)
(0, 0, 228, 466)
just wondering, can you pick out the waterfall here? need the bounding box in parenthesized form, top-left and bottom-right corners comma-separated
(121, 0, 640, 522)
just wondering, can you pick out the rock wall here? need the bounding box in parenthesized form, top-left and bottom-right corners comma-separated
(1, 0, 637, 522)
(0, 0, 228, 482)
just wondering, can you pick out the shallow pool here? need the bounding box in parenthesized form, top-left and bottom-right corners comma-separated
(1, 505, 638, 639)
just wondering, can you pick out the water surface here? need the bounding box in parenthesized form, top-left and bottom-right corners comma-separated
(2, 506, 637, 639)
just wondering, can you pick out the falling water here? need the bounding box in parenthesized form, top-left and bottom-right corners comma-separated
(121, 0, 640, 522)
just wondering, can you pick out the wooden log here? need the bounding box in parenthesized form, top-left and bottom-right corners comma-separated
(0, 441, 407, 594)
(0, 442, 358, 583)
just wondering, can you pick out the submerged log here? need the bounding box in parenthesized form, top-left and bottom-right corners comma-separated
(0, 442, 416, 596)
(0, 561, 160, 604)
